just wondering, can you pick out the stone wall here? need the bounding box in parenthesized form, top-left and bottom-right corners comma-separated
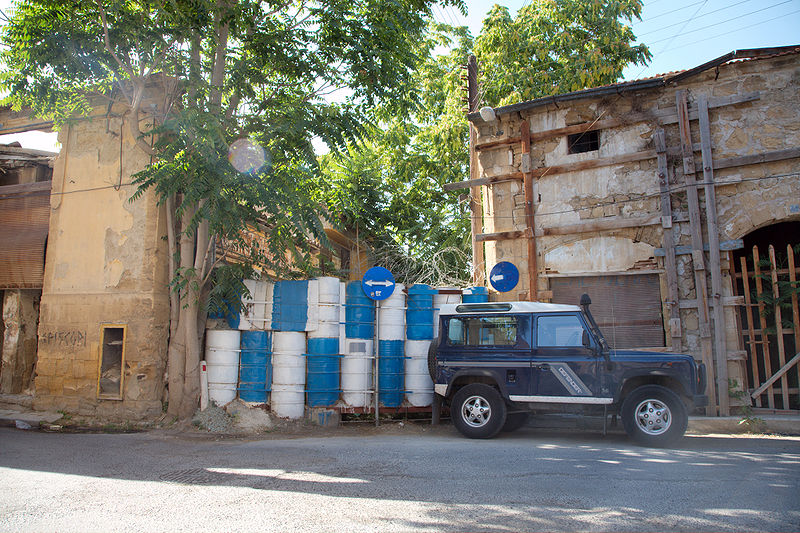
(471, 52, 800, 410)
(0, 289, 40, 394)
(33, 105, 170, 420)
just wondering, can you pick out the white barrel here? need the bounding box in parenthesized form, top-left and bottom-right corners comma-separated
(341, 338, 374, 407)
(405, 339, 433, 406)
(238, 280, 273, 331)
(271, 331, 306, 418)
(378, 283, 405, 340)
(433, 288, 461, 338)
(205, 329, 241, 405)
(309, 276, 341, 339)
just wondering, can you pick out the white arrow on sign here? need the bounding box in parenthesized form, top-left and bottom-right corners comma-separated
(491, 274, 504, 282)
(365, 279, 393, 287)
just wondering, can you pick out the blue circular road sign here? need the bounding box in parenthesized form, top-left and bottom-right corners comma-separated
(362, 266, 396, 301)
(489, 261, 519, 293)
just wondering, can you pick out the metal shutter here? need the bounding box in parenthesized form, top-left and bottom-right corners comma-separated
(0, 182, 51, 289)
(550, 274, 665, 349)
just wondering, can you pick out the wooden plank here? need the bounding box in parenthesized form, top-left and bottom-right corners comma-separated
(654, 239, 744, 256)
(751, 352, 800, 399)
(655, 128, 682, 348)
(676, 89, 715, 415)
(753, 245, 775, 409)
(0, 181, 52, 198)
(698, 96, 729, 415)
(711, 146, 800, 172)
(769, 245, 790, 409)
(521, 120, 538, 301)
(475, 230, 528, 242)
(444, 149, 656, 190)
(678, 296, 744, 309)
(788, 244, 800, 392)
(473, 92, 761, 152)
(740, 256, 761, 406)
(538, 214, 661, 237)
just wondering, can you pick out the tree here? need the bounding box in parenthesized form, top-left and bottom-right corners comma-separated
(319, 1, 650, 279)
(1, 0, 460, 418)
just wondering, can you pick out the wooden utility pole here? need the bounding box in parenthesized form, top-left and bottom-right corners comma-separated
(466, 55, 485, 286)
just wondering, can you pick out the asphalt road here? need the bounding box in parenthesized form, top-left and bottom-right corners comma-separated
(0, 425, 798, 532)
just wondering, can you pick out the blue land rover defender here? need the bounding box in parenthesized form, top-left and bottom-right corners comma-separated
(430, 295, 708, 446)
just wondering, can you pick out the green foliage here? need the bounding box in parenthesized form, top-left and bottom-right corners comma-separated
(319, 2, 649, 283)
(475, 0, 651, 106)
(753, 244, 800, 334)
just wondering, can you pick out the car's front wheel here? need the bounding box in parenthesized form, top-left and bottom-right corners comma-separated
(451, 384, 507, 439)
(621, 385, 688, 447)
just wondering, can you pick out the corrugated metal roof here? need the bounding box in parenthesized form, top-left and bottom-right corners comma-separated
(469, 45, 800, 122)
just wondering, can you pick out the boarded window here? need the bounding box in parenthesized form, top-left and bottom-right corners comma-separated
(550, 274, 664, 348)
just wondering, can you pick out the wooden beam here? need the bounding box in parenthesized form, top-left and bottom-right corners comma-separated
(698, 96, 729, 415)
(539, 214, 660, 236)
(655, 128, 682, 348)
(769, 245, 790, 409)
(679, 296, 744, 309)
(676, 89, 716, 415)
(0, 181, 52, 198)
(475, 230, 529, 242)
(711, 146, 800, 172)
(751, 352, 800, 399)
(473, 92, 761, 152)
(520, 120, 538, 301)
(753, 245, 775, 409)
(654, 239, 744, 256)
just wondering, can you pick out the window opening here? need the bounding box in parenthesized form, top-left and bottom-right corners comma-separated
(447, 316, 519, 346)
(98, 325, 126, 399)
(567, 130, 599, 154)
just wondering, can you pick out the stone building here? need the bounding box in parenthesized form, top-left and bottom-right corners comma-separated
(0, 91, 363, 420)
(455, 46, 800, 415)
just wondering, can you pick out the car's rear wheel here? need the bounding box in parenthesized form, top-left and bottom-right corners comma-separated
(451, 384, 507, 439)
(621, 385, 687, 447)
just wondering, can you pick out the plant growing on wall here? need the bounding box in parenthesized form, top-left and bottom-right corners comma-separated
(1, 0, 460, 419)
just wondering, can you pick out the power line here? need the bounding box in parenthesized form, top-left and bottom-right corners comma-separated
(670, 8, 800, 51)
(637, 0, 755, 37)
(648, 0, 794, 45)
(633, 0, 707, 25)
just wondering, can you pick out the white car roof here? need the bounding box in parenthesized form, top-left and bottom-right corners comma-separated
(438, 301, 581, 315)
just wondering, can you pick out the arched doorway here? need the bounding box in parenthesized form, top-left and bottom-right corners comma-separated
(731, 221, 800, 412)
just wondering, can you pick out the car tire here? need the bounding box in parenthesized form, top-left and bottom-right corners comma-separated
(621, 385, 688, 447)
(427, 339, 439, 380)
(451, 384, 507, 439)
(502, 412, 529, 432)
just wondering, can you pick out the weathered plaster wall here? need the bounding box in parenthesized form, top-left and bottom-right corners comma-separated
(473, 53, 800, 400)
(33, 108, 170, 420)
(0, 289, 40, 394)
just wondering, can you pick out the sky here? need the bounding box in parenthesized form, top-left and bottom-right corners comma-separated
(1, 0, 799, 152)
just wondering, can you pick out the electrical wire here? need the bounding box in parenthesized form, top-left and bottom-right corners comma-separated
(636, 0, 755, 37)
(632, 0, 707, 25)
(669, 9, 800, 51)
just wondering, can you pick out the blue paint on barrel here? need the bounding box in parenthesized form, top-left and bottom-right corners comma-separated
(406, 284, 435, 340)
(238, 330, 271, 403)
(378, 340, 404, 407)
(271, 280, 309, 331)
(345, 281, 375, 339)
(306, 337, 340, 407)
(462, 286, 489, 303)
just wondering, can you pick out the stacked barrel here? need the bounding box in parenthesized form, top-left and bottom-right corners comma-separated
(378, 284, 406, 407)
(405, 285, 435, 406)
(342, 281, 375, 407)
(306, 277, 341, 407)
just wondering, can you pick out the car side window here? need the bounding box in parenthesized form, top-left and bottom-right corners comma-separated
(446, 316, 519, 347)
(536, 315, 586, 347)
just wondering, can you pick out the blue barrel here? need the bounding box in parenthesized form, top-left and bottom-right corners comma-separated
(271, 280, 309, 331)
(345, 281, 375, 339)
(407, 284, 434, 340)
(306, 337, 340, 407)
(238, 330, 271, 402)
(462, 286, 489, 303)
(378, 340, 404, 407)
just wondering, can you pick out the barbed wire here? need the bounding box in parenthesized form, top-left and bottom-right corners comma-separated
(367, 242, 471, 287)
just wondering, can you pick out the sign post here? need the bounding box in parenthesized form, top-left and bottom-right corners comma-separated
(361, 267, 396, 427)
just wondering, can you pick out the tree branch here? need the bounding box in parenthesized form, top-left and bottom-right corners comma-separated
(97, 0, 135, 78)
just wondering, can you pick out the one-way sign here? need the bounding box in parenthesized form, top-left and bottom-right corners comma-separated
(362, 266, 396, 301)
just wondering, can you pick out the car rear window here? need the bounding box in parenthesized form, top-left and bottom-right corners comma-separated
(446, 316, 519, 347)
